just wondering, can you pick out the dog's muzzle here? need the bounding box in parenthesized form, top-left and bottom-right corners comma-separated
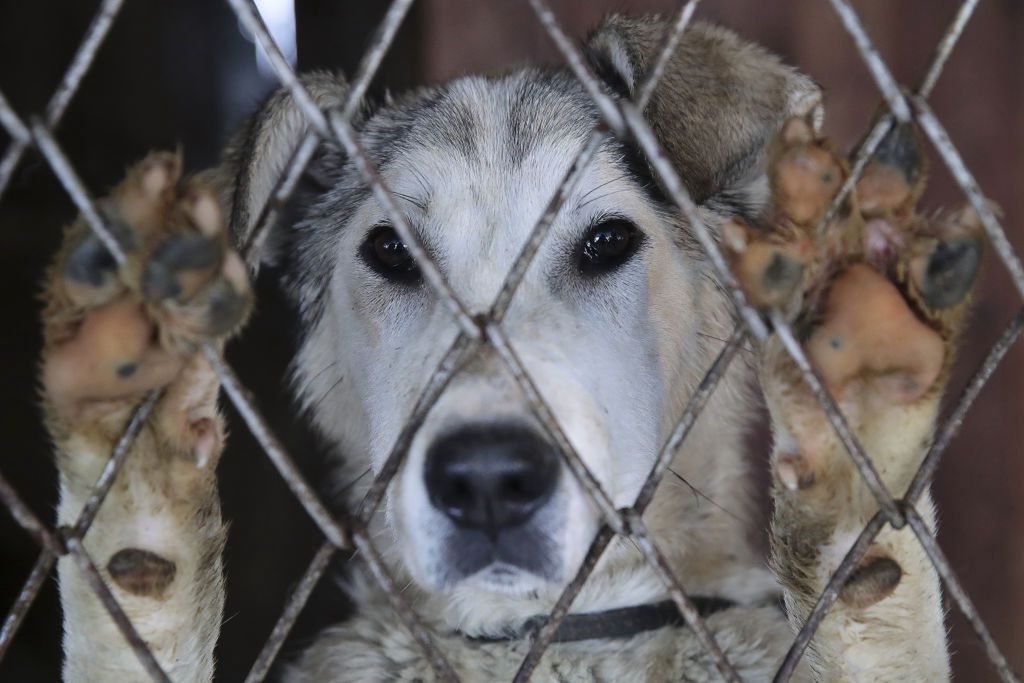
(424, 423, 563, 583)
(425, 424, 559, 534)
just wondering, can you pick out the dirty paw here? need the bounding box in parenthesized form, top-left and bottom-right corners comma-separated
(738, 117, 984, 500)
(41, 151, 252, 411)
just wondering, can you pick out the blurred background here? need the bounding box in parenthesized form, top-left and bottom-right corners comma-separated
(1, 0, 1021, 679)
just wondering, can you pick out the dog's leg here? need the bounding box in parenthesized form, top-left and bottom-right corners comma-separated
(727, 119, 981, 680)
(40, 152, 251, 681)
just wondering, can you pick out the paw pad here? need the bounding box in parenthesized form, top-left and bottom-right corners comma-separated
(909, 234, 982, 312)
(107, 547, 176, 598)
(142, 234, 224, 303)
(805, 264, 945, 404)
(856, 123, 925, 218)
(770, 118, 845, 227)
(739, 118, 983, 407)
(43, 151, 252, 410)
(724, 218, 809, 308)
(839, 555, 902, 609)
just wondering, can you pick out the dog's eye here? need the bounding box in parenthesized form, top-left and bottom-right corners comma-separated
(579, 219, 642, 274)
(360, 225, 421, 284)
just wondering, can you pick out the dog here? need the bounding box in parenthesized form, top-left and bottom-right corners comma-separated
(39, 15, 981, 681)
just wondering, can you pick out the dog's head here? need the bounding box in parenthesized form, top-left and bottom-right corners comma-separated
(222, 18, 819, 604)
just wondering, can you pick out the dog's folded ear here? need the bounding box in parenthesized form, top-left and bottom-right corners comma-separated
(585, 16, 823, 217)
(212, 71, 350, 266)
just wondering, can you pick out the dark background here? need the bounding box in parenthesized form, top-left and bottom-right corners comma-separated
(1, 1, 1021, 680)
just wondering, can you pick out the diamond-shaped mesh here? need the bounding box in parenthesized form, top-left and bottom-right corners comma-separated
(0, 0, 1021, 681)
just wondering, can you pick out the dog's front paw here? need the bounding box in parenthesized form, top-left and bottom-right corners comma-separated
(41, 152, 251, 480)
(42, 152, 250, 411)
(39, 154, 237, 677)
(734, 118, 971, 677)
(728, 118, 980, 507)
(726, 119, 981, 631)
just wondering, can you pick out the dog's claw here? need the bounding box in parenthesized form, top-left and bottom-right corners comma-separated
(776, 451, 815, 491)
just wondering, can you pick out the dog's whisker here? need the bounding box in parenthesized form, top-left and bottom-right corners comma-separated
(409, 165, 431, 198)
(578, 172, 632, 202)
(391, 190, 428, 212)
(578, 187, 632, 210)
(623, 535, 644, 558)
(308, 373, 347, 414)
(337, 467, 372, 497)
(696, 331, 756, 355)
(220, 610, 241, 628)
(667, 467, 747, 524)
(292, 361, 339, 400)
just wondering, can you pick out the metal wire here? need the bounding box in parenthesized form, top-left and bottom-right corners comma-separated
(244, 541, 336, 683)
(826, 0, 911, 122)
(812, 0, 980, 234)
(905, 506, 1019, 683)
(774, 309, 1024, 682)
(0, 0, 1021, 681)
(0, 0, 127, 201)
(0, 551, 56, 661)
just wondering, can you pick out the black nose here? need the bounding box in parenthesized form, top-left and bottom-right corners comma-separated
(425, 424, 560, 534)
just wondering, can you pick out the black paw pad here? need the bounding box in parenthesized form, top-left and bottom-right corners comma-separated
(839, 555, 902, 608)
(64, 235, 117, 287)
(142, 234, 222, 302)
(874, 123, 924, 186)
(916, 237, 981, 310)
(762, 250, 804, 300)
(202, 279, 249, 336)
(107, 547, 176, 598)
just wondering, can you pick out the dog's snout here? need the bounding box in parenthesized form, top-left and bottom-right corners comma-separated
(425, 425, 559, 533)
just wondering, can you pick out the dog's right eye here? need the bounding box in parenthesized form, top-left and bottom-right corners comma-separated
(578, 218, 643, 275)
(359, 225, 421, 284)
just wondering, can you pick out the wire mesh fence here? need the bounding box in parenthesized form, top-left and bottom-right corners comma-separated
(0, 0, 1022, 681)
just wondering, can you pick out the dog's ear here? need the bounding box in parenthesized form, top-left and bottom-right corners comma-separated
(212, 71, 349, 266)
(585, 17, 823, 217)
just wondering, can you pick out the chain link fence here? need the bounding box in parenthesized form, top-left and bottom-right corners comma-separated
(0, 0, 1022, 680)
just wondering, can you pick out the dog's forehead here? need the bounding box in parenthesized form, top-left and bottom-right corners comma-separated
(367, 69, 598, 169)
(363, 70, 657, 262)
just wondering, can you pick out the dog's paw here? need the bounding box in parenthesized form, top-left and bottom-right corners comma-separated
(727, 118, 981, 512)
(41, 152, 250, 416)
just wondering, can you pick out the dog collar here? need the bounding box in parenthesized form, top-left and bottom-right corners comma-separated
(466, 596, 737, 644)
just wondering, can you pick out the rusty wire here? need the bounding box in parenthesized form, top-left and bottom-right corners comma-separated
(0, 0, 1021, 681)
(0, 0, 127, 201)
(243, 541, 337, 683)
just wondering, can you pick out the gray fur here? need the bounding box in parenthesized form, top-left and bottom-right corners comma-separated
(43, 16, 952, 683)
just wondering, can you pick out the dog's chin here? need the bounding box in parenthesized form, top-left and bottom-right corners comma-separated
(460, 562, 554, 596)
(413, 529, 565, 596)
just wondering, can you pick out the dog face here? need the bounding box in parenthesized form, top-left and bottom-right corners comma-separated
(292, 71, 700, 594)
(225, 18, 819, 604)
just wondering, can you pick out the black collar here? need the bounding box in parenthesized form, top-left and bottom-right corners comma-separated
(467, 596, 737, 644)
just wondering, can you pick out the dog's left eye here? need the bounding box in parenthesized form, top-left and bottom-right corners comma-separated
(579, 218, 643, 275)
(359, 225, 421, 284)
